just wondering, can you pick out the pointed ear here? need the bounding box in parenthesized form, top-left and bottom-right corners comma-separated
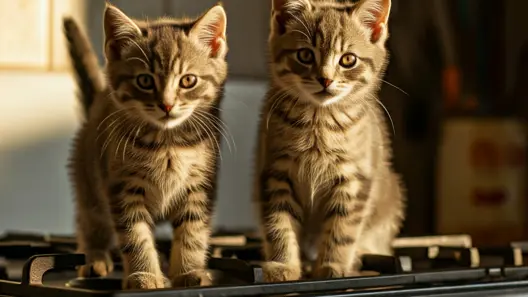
(103, 3, 141, 60)
(271, 0, 311, 35)
(190, 4, 227, 58)
(355, 0, 391, 43)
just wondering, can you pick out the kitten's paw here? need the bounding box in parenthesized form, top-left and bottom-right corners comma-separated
(171, 270, 213, 288)
(312, 264, 347, 279)
(124, 272, 169, 290)
(78, 250, 114, 277)
(262, 262, 301, 283)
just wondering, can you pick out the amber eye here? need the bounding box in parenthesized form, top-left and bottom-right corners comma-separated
(179, 75, 198, 89)
(297, 48, 315, 64)
(339, 53, 357, 68)
(136, 74, 155, 90)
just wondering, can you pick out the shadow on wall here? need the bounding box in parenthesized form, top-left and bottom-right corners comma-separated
(0, 133, 75, 233)
(0, 77, 266, 234)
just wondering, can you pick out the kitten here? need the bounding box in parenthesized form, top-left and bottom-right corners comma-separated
(254, 0, 405, 282)
(64, 3, 228, 289)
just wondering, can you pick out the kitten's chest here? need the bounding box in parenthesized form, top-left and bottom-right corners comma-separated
(289, 123, 371, 171)
(139, 148, 210, 213)
(111, 142, 210, 193)
(149, 150, 195, 177)
(288, 125, 374, 205)
(136, 131, 210, 176)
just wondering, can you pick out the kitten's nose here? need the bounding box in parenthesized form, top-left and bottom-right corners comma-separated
(158, 104, 173, 113)
(317, 77, 333, 88)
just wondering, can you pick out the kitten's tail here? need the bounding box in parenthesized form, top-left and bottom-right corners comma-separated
(63, 17, 105, 117)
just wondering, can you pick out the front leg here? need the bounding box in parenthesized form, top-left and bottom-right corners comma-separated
(169, 184, 214, 288)
(312, 175, 371, 279)
(109, 181, 167, 289)
(259, 161, 303, 282)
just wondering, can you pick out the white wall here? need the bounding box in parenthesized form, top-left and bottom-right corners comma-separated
(0, 71, 265, 234)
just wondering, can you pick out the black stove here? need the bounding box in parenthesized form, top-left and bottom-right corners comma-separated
(1, 231, 528, 296)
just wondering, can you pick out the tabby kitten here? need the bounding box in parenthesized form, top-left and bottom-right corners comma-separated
(255, 0, 405, 282)
(65, 3, 228, 289)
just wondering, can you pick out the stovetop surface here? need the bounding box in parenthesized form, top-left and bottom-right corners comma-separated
(1, 231, 528, 296)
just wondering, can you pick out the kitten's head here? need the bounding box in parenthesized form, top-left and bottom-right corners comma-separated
(269, 0, 391, 106)
(103, 3, 228, 130)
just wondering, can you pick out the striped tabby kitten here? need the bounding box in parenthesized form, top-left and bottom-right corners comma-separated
(65, 3, 228, 289)
(255, 0, 405, 282)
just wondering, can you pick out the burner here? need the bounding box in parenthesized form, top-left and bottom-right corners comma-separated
(59, 257, 262, 291)
(2, 232, 528, 296)
(67, 277, 122, 291)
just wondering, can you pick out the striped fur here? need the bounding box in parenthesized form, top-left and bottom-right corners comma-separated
(255, 0, 405, 282)
(67, 3, 228, 290)
(63, 17, 105, 117)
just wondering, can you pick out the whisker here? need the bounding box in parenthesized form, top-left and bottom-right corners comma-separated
(121, 121, 139, 162)
(379, 78, 409, 96)
(126, 57, 149, 68)
(193, 112, 228, 152)
(193, 114, 222, 162)
(97, 107, 132, 130)
(115, 133, 126, 160)
(187, 117, 202, 148)
(197, 113, 224, 157)
(284, 97, 301, 126)
(194, 110, 236, 154)
(100, 118, 127, 159)
(223, 96, 250, 111)
(291, 29, 311, 43)
(266, 90, 291, 130)
(131, 120, 145, 149)
(118, 37, 150, 64)
(203, 105, 231, 113)
(375, 98, 396, 136)
(96, 112, 129, 143)
(290, 14, 312, 41)
(205, 116, 234, 154)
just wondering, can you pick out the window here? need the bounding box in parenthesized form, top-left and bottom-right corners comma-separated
(0, 0, 86, 71)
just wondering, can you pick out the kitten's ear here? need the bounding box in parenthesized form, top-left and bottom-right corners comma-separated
(271, 0, 311, 35)
(190, 4, 227, 58)
(103, 3, 141, 60)
(354, 0, 391, 43)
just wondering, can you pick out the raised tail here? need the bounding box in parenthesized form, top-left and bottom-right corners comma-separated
(63, 17, 105, 117)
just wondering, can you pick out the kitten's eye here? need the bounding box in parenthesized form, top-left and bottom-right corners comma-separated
(339, 53, 357, 68)
(136, 74, 155, 90)
(179, 75, 198, 89)
(297, 48, 315, 65)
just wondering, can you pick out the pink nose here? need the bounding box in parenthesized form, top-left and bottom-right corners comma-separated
(317, 77, 333, 88)
(159, 104, 173, 113)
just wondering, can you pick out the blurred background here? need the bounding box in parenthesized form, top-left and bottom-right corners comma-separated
(0, 0, 527, 246)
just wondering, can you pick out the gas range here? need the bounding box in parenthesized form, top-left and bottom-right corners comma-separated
(1, 231, 528, 296)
